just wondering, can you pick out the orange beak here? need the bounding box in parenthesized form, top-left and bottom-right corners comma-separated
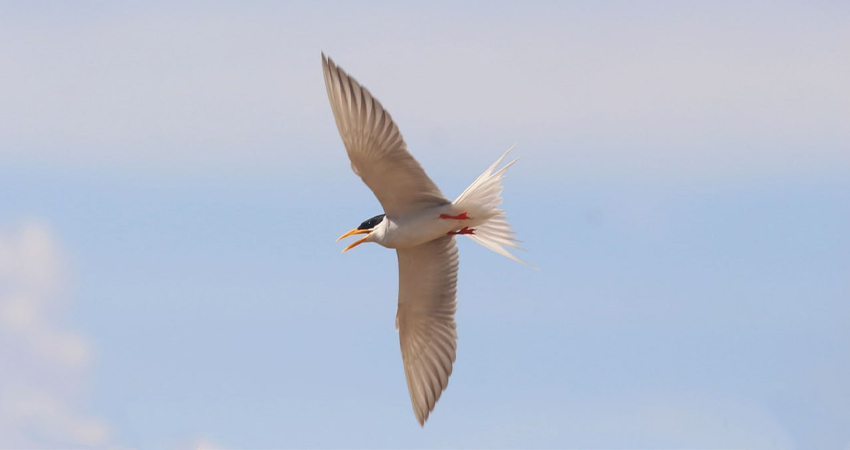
(337, 228, 371, 253)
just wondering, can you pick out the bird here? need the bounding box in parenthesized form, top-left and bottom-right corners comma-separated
(322, 53, 533, 426)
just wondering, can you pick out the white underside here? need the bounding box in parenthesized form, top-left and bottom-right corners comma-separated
(369, 148, 534, 268)
(368, 203, 485, 249)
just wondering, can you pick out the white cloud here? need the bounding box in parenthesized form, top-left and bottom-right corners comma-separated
(0, 222, 110, 448)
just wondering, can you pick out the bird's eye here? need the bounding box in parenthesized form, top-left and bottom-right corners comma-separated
(358, 214, 386, 230)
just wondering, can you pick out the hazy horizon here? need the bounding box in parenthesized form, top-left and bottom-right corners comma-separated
(1, 1, 848, 448)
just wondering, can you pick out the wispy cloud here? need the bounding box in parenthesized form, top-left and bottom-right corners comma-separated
(0, 222, 110, 447)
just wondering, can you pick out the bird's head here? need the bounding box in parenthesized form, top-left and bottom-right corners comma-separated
(336, 213, 386, 252)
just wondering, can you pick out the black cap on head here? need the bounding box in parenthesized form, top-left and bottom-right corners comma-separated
(358, 214, 385, 230)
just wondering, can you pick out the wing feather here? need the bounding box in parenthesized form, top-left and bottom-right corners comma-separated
(395, 236, 459, 426)
(322, 54, 449, 216)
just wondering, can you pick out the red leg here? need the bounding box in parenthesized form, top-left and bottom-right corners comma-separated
(447, 226, 475, 236)
(440, 211, 471, 220)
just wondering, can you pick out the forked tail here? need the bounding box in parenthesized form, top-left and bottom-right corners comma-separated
(453, 146, 537, 269)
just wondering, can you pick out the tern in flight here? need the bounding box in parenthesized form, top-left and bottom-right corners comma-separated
(323, 54, 533, 426)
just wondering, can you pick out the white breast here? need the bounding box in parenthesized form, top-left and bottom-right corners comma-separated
(370, 204, 487, 249)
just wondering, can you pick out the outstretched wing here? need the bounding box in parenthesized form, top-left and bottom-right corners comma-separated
(395, 236, 459, 425)
(322, 54, 450, 216)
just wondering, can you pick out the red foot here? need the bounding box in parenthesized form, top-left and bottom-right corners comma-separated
(440, 212, 471, 220)
(448, 226, 475, 236)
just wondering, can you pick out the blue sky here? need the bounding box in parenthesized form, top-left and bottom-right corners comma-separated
(1, 1, 848, 448)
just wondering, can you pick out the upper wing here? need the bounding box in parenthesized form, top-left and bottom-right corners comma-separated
(322, 54, 450, 216)
(395, 236, 459, 426)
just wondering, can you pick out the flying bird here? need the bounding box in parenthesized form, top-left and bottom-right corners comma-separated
(322, 53, 532, 426)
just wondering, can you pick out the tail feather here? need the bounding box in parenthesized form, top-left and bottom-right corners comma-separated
(453, 146, 537, 269)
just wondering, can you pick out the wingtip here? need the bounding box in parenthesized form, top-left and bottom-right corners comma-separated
(321, 52, 335, 70)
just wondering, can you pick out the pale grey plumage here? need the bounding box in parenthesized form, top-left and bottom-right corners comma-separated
(323, 53, 533, 426)
(322, 53, 458, 425)
(396, 236, 458, 426)
(322, 54, 450, 217)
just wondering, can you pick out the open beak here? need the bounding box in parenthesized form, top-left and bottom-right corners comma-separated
(337, 228, 371, 253)
(337, 228, 370, 242)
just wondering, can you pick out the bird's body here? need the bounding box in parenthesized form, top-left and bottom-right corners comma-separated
(364, 204, 491, 249)
(322, 53, 532, 426)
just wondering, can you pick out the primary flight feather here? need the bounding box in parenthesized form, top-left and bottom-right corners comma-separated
(322, 53, 532, 426)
